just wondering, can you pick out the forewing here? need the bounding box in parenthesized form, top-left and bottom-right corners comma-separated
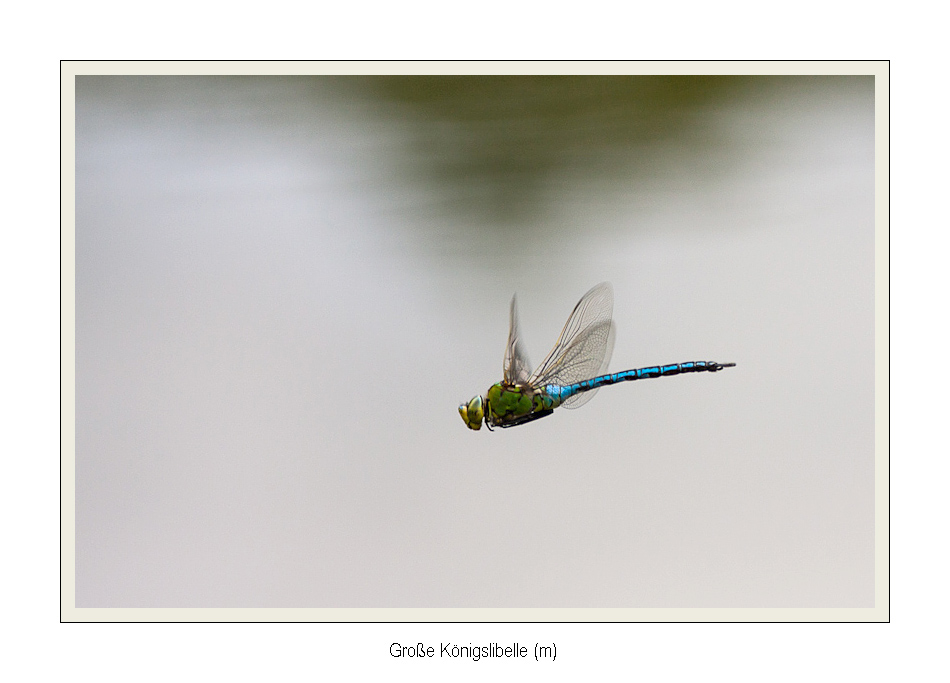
(503, 294, 533, 384)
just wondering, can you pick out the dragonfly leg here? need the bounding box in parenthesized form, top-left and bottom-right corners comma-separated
(496, 409, 554, 428)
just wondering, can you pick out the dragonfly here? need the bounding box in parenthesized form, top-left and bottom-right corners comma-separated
(459, 282, 735, 430)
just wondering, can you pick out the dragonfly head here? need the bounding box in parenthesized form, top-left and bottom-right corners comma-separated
(458, 395, 485, 430)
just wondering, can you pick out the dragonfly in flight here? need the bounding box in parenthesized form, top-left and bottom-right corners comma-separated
(459, 282, 735, 430)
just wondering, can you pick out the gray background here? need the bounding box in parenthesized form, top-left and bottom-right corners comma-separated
(75, 75, 874, 607)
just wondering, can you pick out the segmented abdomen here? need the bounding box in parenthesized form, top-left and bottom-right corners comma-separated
(547, 361, 735, 405)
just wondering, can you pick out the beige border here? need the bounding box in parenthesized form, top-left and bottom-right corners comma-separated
(61, 60, 889, 623)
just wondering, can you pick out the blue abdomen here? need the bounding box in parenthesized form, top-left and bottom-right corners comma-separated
(547, 360, 735, 404)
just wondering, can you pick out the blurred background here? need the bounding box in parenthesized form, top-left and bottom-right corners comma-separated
(75, 75, 874, 607)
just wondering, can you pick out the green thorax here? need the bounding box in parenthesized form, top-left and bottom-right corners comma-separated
(485, 382, 560, 427)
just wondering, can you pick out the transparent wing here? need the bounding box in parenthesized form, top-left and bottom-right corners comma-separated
(550, 320, 615, 409)
(528, 282, 616, 409)
(503, 293, 533, 384)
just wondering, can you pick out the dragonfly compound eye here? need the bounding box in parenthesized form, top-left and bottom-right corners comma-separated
(458, 395, 484, 430)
